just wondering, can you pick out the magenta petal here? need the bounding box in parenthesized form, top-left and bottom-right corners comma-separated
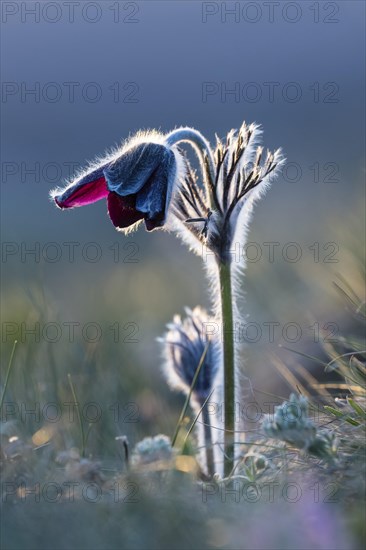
(54, 175, 109, 209)
(107, 192, 144, 229)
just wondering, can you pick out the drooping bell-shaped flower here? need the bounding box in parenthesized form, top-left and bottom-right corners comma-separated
(50, 132, 184, 232)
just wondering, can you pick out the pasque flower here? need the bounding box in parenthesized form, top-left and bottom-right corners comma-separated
(172, 122, 284, 263)
(51, 126, 216, 233)
(51, 131, 184, 232)
(160, 306, 219, 406)
(160, 306, 219, 476)
(50, 120, 284, 478)
(170, 122, 284, 476)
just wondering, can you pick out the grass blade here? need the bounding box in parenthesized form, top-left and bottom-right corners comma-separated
(171, 342, 209, 447)
(324, 405, 360, 426)
(0, 340, 18, 414)
(182, 387, 215, 449)
(67, 373, 86, 457)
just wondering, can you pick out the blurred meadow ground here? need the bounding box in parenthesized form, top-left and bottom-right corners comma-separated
(1, 195, 364, 452)
(1, 191, 365, 549)
(1, 1, 365, 548)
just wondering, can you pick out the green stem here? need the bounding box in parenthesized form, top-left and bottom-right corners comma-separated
(218, 261, 236, 477)
(202, 404, 215, 477)
(182, 388, 215, 472)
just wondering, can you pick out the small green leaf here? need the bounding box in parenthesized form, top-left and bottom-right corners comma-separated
(324, 405, 360, 426)
(347, 398, 366, 418)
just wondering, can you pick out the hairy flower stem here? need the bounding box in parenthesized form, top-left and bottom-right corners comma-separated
(202, 404, 215, 477)
(218, 261, 236, 477)
(165, 127, 216, 204)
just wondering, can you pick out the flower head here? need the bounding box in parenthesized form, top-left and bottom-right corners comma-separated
(262, 393, 338, 460)
(51, 131, 184, 232)
(262, 393, 316, 447)
(132, 434, 173, 466)
(160, 306, 219, 405)
(172, 122, 284, 263)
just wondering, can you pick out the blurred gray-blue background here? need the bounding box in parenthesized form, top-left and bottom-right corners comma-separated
(1, 1, 365, 440)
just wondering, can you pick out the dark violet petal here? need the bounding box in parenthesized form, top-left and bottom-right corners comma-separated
(107, 192, 144, 229)
(53, 166, 109, 209)
(136, 174, 166, 216)
(135, 149, 176, 228)
(104, 143, 170, 197)
(144, 215, 165, 232)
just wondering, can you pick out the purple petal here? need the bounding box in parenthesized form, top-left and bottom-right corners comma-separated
(136, 149, 177, 230)
(107, 192, 144, 229)
(104, 143, 170, 197)
(144, 216, 165, 231)
(53, 166, 109, 209)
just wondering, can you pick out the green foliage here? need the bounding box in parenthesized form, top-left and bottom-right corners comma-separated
(263, 393, 338, 461)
